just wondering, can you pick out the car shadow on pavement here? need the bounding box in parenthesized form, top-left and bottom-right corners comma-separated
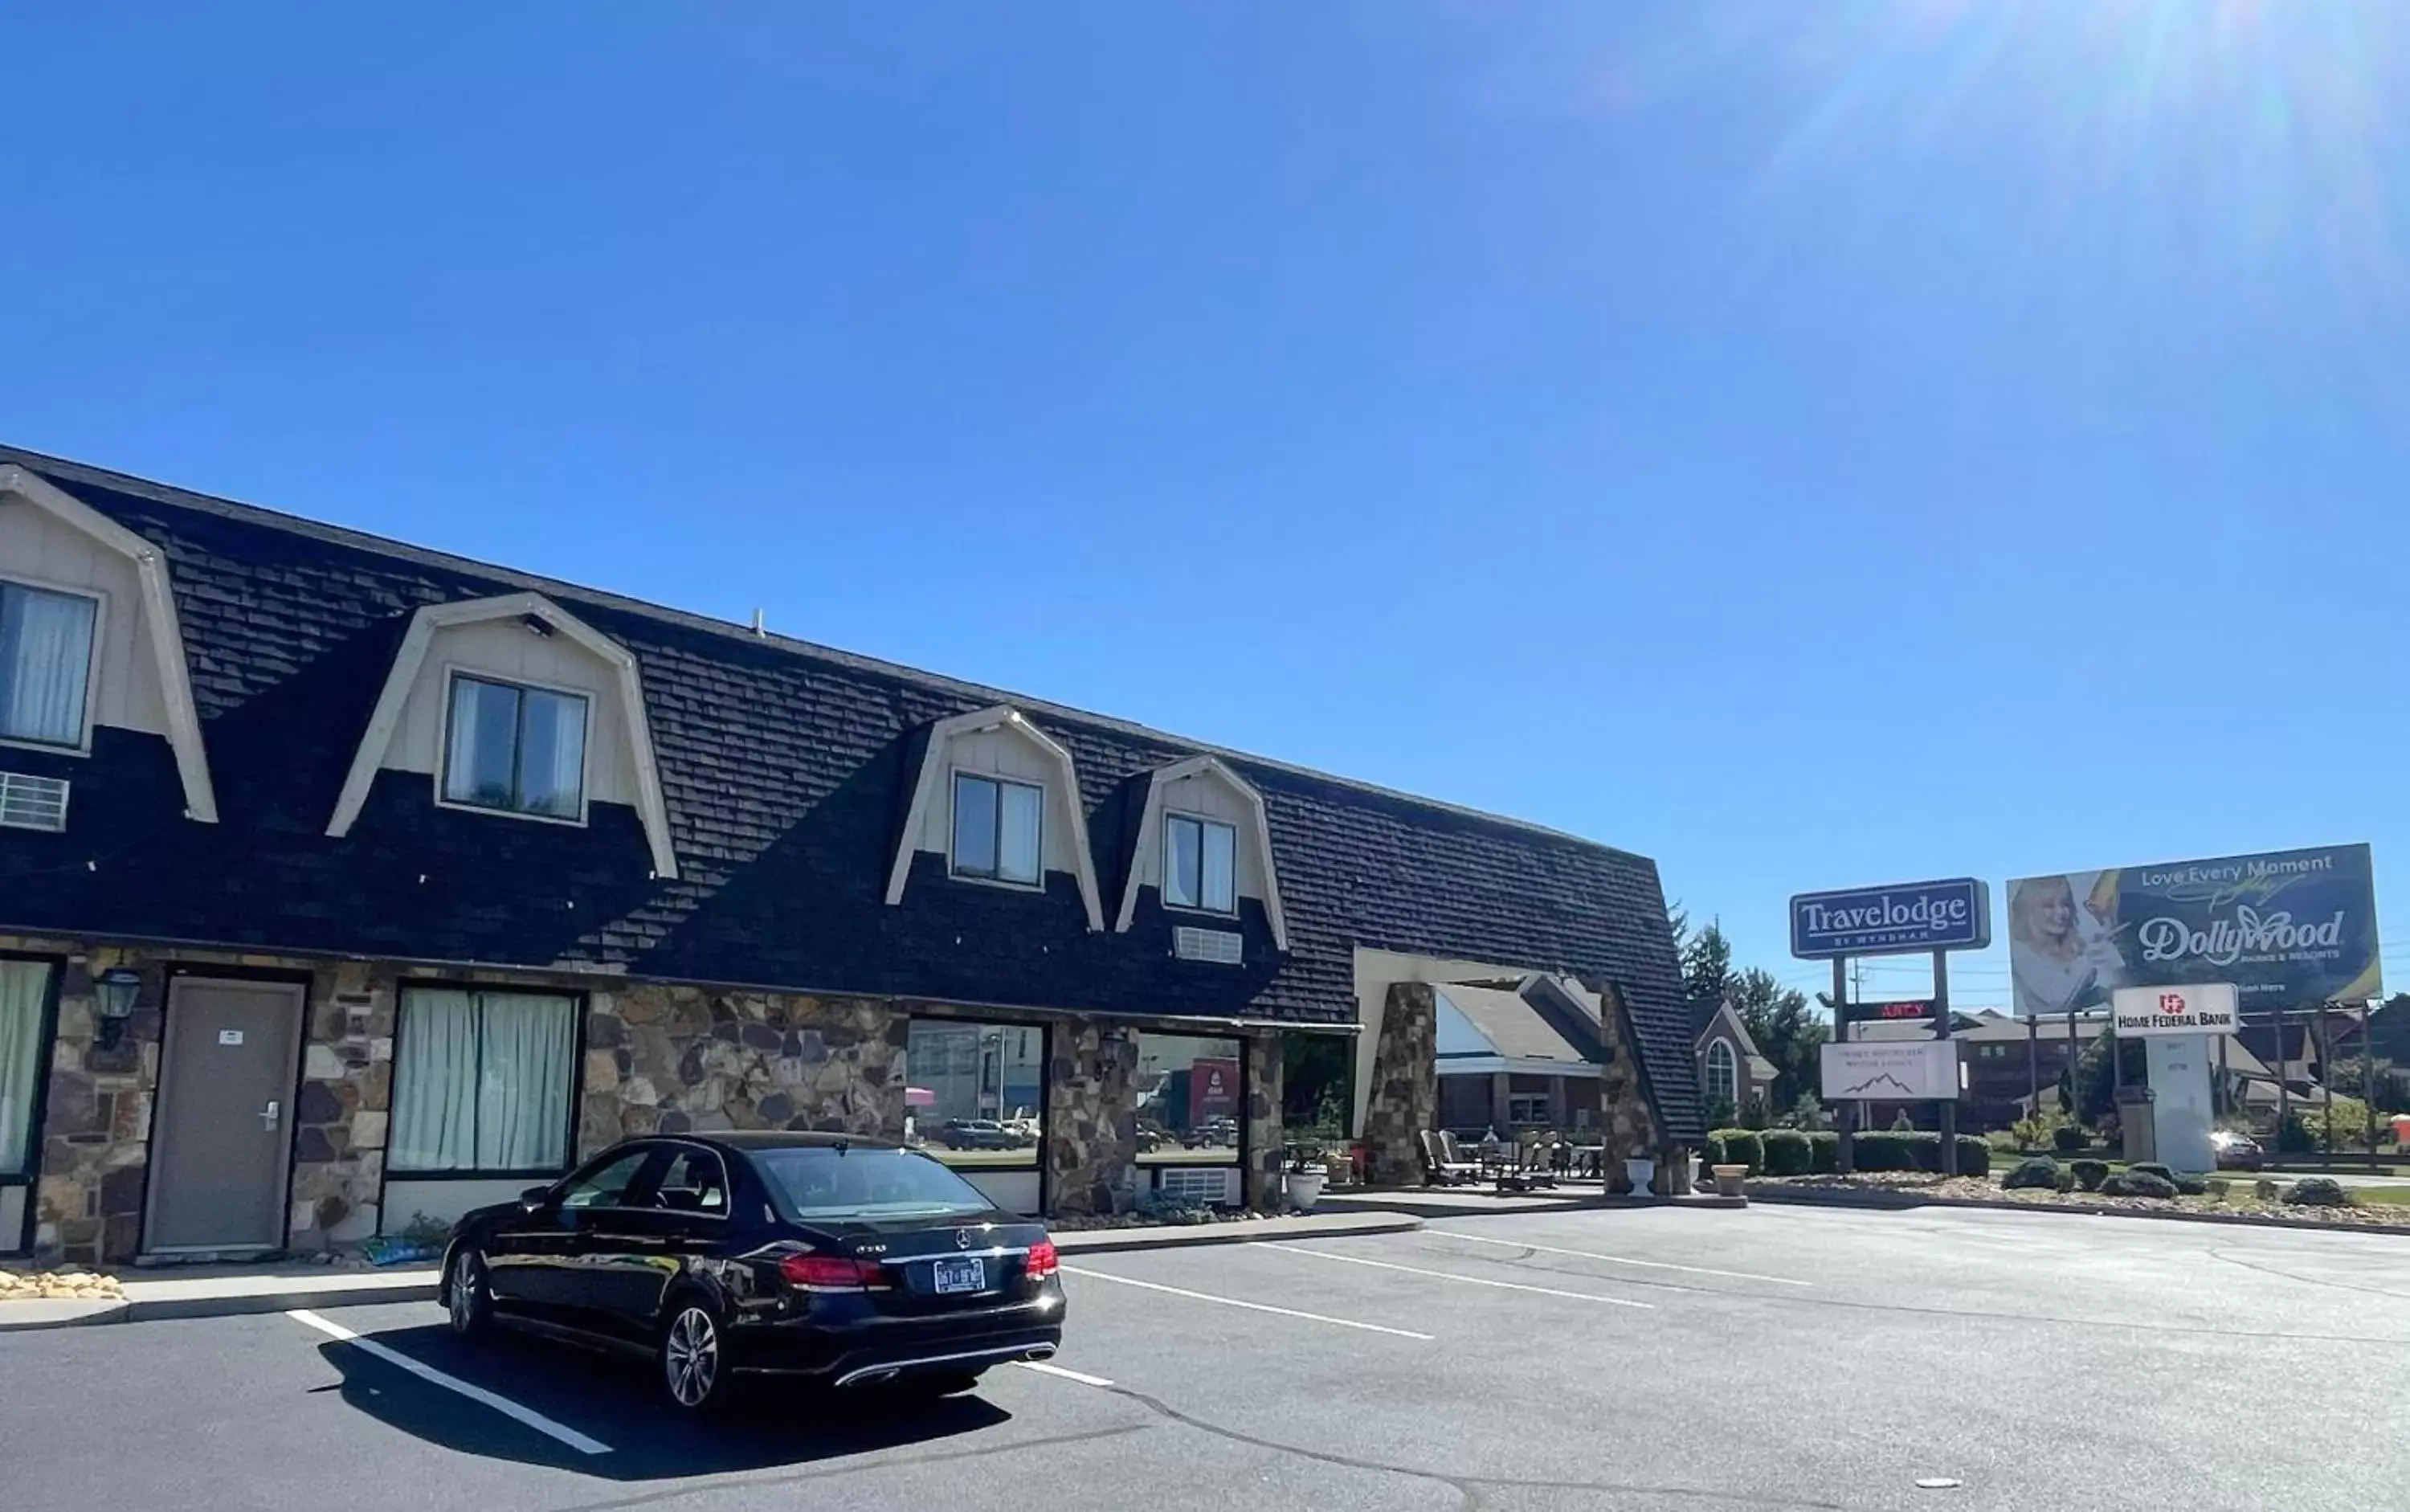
(316, 1322, 1014, 1479)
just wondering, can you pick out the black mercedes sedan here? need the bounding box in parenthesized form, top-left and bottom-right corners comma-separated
(439, 1131, 1066, 1412)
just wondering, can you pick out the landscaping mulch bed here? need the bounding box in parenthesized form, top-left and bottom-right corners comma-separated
(1752, 1172, 2410, 1230)
(1049, 1207, 1281, 1232)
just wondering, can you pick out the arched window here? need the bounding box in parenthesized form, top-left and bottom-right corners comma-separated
(1706, 1039, 1739, 1106)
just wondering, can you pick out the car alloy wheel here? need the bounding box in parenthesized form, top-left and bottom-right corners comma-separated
(447, 1251, 490, 1338)
(662, 1305, 721, 1410)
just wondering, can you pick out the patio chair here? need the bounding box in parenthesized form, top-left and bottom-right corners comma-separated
(1420, 1130, 1481, 1186)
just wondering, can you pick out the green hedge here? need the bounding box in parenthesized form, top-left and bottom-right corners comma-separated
(2284, 1177, 2355, 1208)
(1847, 1130, 1991, 1175)
(1760, 1130, 1812, 1176)
(1808, 1130, 1840, 1174)
(1707, 1128, 1763, 1174)
(2069, 1159, 2109, 1191)
(2052, 1125, 2088, 1154)
(2102, 1171, 2179, 1199)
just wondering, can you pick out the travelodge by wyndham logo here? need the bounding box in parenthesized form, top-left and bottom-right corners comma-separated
(1789, 879, 1992, 960)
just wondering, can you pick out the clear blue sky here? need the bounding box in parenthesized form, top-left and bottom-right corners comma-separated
(8, 4, 2408, 1007)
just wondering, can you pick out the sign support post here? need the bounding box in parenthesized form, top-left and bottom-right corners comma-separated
(1933, 947, 1955, 1170)
(1833, 957, 1853, 1175)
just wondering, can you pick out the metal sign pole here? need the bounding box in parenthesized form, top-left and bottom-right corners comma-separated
(1834, 957, 1853, 1175)
(2027, 1014, 2040, 1132)
(1933, 948, 1956, 1173)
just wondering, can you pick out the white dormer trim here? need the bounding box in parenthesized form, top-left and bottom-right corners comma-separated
(0, 464, 218, 823)
(324, 591, 679, 879)
(1113, 754, 1288, 952)
(886, 705, 1104, 930)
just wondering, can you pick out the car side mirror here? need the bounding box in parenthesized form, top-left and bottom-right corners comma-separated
(520, 1186, 552, 1211)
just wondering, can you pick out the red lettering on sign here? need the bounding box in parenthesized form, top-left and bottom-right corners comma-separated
(2159, 993, 2185, 1014)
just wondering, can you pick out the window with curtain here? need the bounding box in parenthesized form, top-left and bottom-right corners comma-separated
(441, 674, 589, 820)
(1163, 813, 1237, 913)
(1705, 1039, 1739, 1106)
(0, 959, 54, 1178)
(0, 582, 98, 749)
(390, 987, 578, 1173)
(950, 772, 1042, 885)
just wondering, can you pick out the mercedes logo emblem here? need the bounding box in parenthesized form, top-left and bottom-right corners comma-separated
(955, 1228, 974, 1250)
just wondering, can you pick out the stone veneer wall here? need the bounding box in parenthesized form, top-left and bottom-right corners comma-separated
(1587, 980, 1692, 1195)
(1044, 1019, 1138, 1216)
(1243, 1032, 1285, 1211)
(8, 929, 1280, 1265)
(1362, 983, 1437, 1184)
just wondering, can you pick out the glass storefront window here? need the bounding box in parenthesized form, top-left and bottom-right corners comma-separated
(905, 1019, 1044, 1168)
(1135, 1032, 1243, 1166)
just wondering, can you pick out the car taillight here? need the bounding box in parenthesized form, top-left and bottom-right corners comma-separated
(779, 1253, 885, 1292)
(1025, 1238, 1059, 1282)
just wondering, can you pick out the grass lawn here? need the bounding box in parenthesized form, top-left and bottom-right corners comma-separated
(2348, 1186, 2410, 1205)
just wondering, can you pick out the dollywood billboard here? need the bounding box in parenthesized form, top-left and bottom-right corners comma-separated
(2006, 844, 2381, 1018)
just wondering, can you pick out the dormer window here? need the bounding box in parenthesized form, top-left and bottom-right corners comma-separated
(0, 579, 99, 750)
(1163, 813, 1236, 914)
(441, 672, 589, 822)
(950, 771, 1042, 886)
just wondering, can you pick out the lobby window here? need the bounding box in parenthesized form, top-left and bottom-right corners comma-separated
(950, 773, 1042, 886)
(0, 958, 55, 1185)
(390, 987, 578, 1175)
(1163, 813, 1236, 913)
(905, 1019, 1044, 1168)
(0, 581, 98, 750)
(1508, 1093, 1550, 1127)
(442, 674, 589, 821)
(1135, 1032, 1242, 1166)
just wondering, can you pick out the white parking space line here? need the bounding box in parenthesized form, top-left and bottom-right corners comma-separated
(1275, 1247, 1653, 1307)
(284, 1310, 614, 1457)
(1425, 1229, 1813, 1286)
(1015, 1359, 1115, 1387)
(1062, 1265, 1436, 1340)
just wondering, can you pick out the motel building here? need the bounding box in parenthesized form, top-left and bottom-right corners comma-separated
(0, 448, 1702, 1266)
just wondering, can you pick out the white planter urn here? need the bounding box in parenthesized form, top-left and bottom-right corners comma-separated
(1624, 1157, 1657, 1193)
(1287, 1170, 1327, 1212)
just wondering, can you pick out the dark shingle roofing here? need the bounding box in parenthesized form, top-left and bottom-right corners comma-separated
(0, 446, 1702, 1141)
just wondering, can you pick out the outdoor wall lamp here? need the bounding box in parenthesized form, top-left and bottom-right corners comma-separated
(94, 967, 142, 1051)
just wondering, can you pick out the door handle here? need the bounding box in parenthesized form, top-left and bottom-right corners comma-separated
(259, 1099, 280, 1131)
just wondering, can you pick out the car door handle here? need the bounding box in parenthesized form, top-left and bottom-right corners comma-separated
(259, 1100, 280, 1130)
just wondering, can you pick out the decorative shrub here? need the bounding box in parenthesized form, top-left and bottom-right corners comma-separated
(2054, 1167, 2076, 1192)
(2101, 1171, 2179, 1199)
(1808, 1130, 1840, 1174)
(2130, 1162, 2177, 1183)
(1850, 1132, 1918, 1171)
(2053, 1125, 2088, 1154)
(2253, 1179, 2282, 1203)
(2001, 1157, 2061, 1191)
(2206, 1179, 2232, 1201)
(2070, 1159, 2110, 1191)
(1760, 1130, 1812, 1177)
(1710, 1129, 1762, 1175)
(2284, 1178, 2355, 1208)
(2171, 1172, 2208, 1197)
(1955, 1134, 1991, 1177)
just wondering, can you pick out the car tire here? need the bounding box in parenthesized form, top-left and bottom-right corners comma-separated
(659, 1297, 733, 1414)
(446, 1248, 492, 1342)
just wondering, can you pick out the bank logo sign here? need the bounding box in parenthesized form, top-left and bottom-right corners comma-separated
(2008, 844, 2380, 1017)
(2110, 983, 2239, 1038)
(1789, 878, 1991, 960)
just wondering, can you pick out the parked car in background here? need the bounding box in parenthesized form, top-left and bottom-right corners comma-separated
(940, 1118, 1015, 1150)
(2211, 1129, 2265, 1171)
(1002, 1110, 1043, 1147)
(441, 1132, 1064, 1412)
(1184, 1115, 1239, 1148)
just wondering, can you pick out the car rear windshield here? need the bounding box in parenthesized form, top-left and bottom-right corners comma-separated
(753, 1146, 995, 1221)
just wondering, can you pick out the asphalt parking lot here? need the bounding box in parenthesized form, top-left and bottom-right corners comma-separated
(7, 1203, 2408, 1511)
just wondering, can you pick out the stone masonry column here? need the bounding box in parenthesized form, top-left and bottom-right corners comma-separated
(1243, 1032, 1284, 1212)
(1045, 1020, 1138, 1216)
(1361, 983, 1436, 1185)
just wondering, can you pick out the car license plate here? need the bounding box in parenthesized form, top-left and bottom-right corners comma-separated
(933, 1257, 986, 1294)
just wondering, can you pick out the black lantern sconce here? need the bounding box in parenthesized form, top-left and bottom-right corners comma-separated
(94, 967, 143, 1051)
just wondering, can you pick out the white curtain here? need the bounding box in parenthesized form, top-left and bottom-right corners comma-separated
(521, 689, 587, 819)
(0, 586, 96, 746)
(0, 960, 51, 1175)
(477, 993, 574, 1169)
(1202, 821, 1236, 912)
(999, 782, 1042, 884)
(392, 988, 480, 1170)
(443, 677, 504, 806)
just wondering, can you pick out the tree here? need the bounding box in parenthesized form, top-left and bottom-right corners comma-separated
(1681, 921, 1734, 1015)
(1727, 966, 1828, 1114)
(2071, 1028, 2146, 1125)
